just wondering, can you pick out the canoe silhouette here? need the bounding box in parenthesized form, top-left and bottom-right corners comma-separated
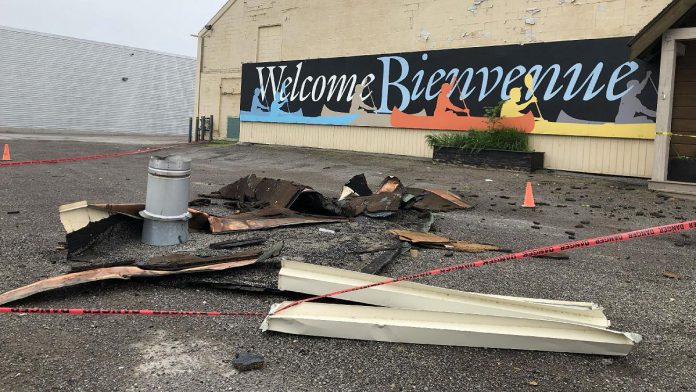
(321, 107, 410, 128)
(390, 109, 535, 133)
(240, 109, 359, 125)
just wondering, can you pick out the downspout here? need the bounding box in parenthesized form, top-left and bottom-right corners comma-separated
(193, 33, 206, 120)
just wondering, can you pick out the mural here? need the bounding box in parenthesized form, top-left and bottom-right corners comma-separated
(240, 37, 658, 139)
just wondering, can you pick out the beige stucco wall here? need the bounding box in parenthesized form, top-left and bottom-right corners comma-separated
(196, 0, 671, 177)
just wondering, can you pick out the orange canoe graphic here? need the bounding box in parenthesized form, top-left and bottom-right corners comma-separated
(390, 109, 535, 133)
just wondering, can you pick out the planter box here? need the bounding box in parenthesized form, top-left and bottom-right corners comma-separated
(433, 147, 544, 172)
(667, 159, 696, 183)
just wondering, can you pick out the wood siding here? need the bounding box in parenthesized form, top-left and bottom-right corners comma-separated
(240, 123, 654, 178)
(528, 135, 653, 178)
(672, 41, 696, 158)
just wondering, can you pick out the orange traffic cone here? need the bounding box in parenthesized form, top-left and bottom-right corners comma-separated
(1, 144, 10, 161)
(522, 181, 536, 208)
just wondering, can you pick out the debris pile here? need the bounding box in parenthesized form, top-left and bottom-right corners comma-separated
(390, 229, 500, 253)
(205, 173, 471, 219)
(0, 244, 283, 306)
(0, 170, 659, 358)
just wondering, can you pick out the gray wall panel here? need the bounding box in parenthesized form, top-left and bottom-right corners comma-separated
(0, 26, 195, 135)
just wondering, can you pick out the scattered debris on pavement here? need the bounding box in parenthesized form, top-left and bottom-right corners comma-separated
(205, 207, 346, 233)
(59, 201, 145, 256)
(14, 168, 653, 357)
(206, 174, 339, 216)
(662, 271, 683, 280)
(0, 244, 283, 305)
(232, 352, 265, 371)
(389, 229, 499, 253)
(209, 237, 266, 250)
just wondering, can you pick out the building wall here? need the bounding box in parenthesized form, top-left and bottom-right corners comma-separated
(242, 122, 654, 177)
(0, 26, 195, 135)
(196, 0, 671, 177)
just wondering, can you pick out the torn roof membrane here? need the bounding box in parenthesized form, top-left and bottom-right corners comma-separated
(0, 254, 262, 306)
(216, 174, 338, 216)
(206, 207, 346, 233)
(211, 174, 473, 218)
(389, 229, 499, 253)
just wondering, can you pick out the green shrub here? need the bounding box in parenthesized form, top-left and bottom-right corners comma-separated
(483, 101, 505, 127)
(426, 128, 530, 153)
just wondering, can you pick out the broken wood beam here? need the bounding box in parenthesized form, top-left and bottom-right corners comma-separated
(209, 237, 266, 250)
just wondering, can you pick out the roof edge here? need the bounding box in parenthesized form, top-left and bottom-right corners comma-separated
(628, 0, 696, 59)
(0, 24, 195, 60)
(198, 0, 240, 36)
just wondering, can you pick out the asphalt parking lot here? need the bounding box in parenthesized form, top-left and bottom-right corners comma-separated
(0, 135, 694, 392)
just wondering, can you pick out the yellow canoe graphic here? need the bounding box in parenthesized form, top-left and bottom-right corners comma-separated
(531, 120, 656, 139)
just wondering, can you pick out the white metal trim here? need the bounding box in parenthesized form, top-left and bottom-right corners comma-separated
(278, 260, 610, 327)
(262, 302, 640, 356)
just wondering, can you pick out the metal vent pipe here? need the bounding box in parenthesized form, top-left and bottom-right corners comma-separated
(140, 155, 192, 245)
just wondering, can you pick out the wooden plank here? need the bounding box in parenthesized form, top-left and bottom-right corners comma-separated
(623, 140, 635, 175)
(673, 95, 696, 106)
(671, 137, 696, 147)
(676, 54, 696, 70)
(675, 69, 696, 82)
(654, 36, 678, 181)
(674, 81, 696, 95)
(670, 143, 696, 156)
(639, 139, 650, 177)
(672, 107, 696, 119)
(672, 119, 696, 132)
(667, 26, 696, 40)
(672, 128, 696, 135)
(609, 139, 619, 174)
(582, 135, 592, 173)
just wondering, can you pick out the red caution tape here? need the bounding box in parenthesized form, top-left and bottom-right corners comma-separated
(273, 220, 696, 314)
(2, 220, 695, 319)
(0, 307, 265, 317)
(0, 148, 162, 167)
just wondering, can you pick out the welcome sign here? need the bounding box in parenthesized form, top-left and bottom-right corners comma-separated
(240, 37, 658, 139)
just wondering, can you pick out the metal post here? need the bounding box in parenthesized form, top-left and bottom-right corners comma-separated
(194, 117, 200, 142)
(188, 117, 193, 143)
(209, 115, 214, 141)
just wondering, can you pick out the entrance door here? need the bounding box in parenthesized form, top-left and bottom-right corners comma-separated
(219, 77, 241, 140)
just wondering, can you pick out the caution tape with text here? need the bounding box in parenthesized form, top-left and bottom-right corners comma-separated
(2, 220, 695, 317)
(0, 148, 161, 167)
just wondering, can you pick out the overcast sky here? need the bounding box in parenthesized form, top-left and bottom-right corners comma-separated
(0, 0, 228, 57)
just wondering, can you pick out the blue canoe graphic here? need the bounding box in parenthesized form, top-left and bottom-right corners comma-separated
(240, 110, 359, 126)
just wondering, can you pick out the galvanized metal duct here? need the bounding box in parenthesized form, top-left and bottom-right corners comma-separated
(140, 155, 192, 246)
